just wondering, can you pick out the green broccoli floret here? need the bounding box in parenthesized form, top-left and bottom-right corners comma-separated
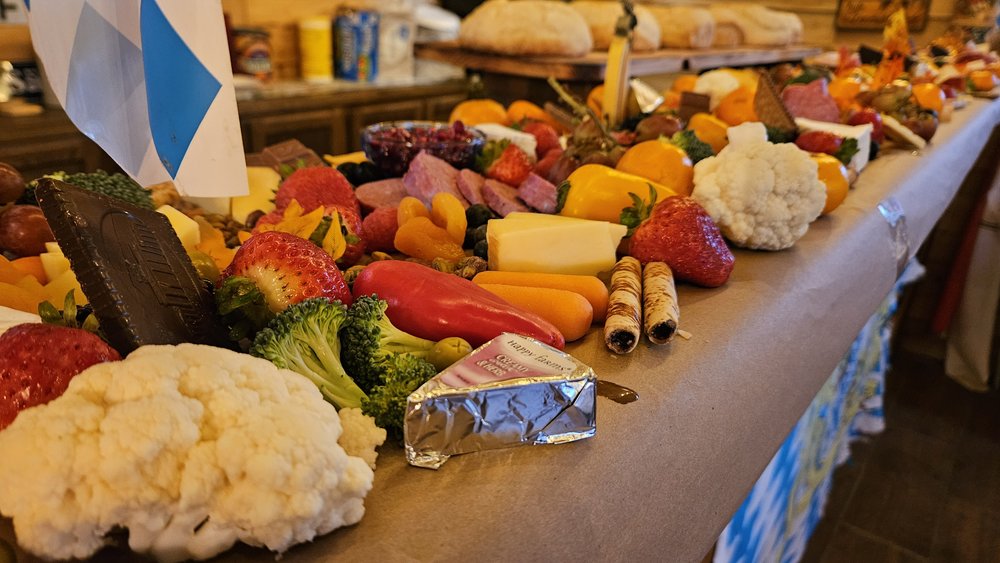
(27, 170, 153, 209)
(339, 295, 437, 394)
(250, 297, 368, 409)
(765, 126, 799, 145)
(669, 130, 714, 164)
(361, 353, 438, 438)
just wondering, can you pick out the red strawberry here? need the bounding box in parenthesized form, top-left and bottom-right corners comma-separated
(219, 230, 353, 315)
(627, 196, 734, 287)
(275, 166, 360, 217)
(522, 121, 561, 158)
(333, 204, 366, 267)
(0, 324, 120, 430)
(534, 147, 564, 180)
(485, 144, 533, 187)
(360, 206, 399, 253)
(252, 204, 365, 268)
(794, 131, 843, 155)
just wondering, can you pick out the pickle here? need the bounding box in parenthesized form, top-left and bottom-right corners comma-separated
(427, 337, 473, 371)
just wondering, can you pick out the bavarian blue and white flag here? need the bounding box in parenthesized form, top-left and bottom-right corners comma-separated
(25, 0, 248, 198)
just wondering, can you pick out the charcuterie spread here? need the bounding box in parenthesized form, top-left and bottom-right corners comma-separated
(0, 6, 998, 562)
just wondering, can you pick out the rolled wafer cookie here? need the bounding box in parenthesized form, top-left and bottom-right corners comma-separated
(604, 256, 643, 354)
(643, 262, 679, 344)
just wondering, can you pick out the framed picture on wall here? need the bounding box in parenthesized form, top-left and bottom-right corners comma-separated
(835, 0, 932, 31)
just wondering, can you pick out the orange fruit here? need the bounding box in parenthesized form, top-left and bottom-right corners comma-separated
(448, 99, 509, 126)
(912, 83, 945, 113)
(811, 153, 849, 215)
(968, 70, 999, 92)
(687, 112, 729, 154)
(615, 140, 694, 196)
(828, 77, 862, 112)
(671, 74, 699, 93)
(10, 256, 48, 285)
(506, 99, 558, 128)
(714, 86, 758, 126)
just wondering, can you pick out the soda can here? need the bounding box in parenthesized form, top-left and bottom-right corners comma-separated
(334, 9, 379, 82)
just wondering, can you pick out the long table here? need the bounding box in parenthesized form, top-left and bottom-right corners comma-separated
(3, 100, 999, 562)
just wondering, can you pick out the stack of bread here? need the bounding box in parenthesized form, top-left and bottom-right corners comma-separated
(457, 0, 805, 56)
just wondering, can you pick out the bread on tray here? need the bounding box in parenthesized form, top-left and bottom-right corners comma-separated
(459, 0, 593, 57)
(708, 4, 803, 48)
(569, 1, 660, 52)
(646, 5, 715, 49)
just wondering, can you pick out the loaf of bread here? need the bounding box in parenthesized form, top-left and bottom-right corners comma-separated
(459, 0, 594, 57)
(708, 4, 803, 48)
(569, 1, 660, 52)
(646, 5, 715, 49)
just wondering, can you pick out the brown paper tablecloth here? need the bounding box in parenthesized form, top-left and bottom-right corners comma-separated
(3, 99, 999, 563)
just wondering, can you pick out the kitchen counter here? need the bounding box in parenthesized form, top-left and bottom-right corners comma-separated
(3, 99, 998, 563)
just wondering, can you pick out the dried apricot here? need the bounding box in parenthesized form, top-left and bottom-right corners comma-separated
(397, 196, 430, 226)
(430, 193, 468, 244)
(393, 217, 467, 263)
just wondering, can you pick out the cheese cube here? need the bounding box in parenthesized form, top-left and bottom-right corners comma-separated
(487, 213, 627, 276)
(157, 205, 201, 250)
(231, 166, 281, 223)
(39, 252, 71, 282)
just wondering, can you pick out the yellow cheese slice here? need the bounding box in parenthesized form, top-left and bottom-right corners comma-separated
(487, 214, 627, 276)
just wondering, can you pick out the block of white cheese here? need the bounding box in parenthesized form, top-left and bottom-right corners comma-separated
(794, 117, 873, 173)
(881, 114, 927, 150)
(231, 166, 281, 223)
(487, 212, 627, 276)
(156, 205, 201, 250)
(473, 123, 538, 161)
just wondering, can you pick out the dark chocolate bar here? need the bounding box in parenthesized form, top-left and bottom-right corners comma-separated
(261, 139, 324, 169)
(678, 92, 711, 123)
(35, 179, 234, 355)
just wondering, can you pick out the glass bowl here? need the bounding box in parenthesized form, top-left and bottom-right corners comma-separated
(361, 120, 486, 178)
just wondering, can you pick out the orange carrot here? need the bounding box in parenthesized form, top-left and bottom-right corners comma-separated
(472, 271, 609, 320)
(476, 283, 594, 342)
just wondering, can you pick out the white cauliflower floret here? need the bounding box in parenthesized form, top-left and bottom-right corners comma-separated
(337, 408, 387, 470)
(691, 132, 825, 251)
(0, 343, 385, 562)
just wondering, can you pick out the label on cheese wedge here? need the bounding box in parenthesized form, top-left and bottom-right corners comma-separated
(487, 213, 627, 276)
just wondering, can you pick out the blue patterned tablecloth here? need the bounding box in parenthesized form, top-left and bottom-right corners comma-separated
(713, 265, 920, 563)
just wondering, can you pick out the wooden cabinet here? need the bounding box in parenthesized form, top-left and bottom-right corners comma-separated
(238, 79, 469, 155)
(0, 112, 116, 180)
(0, 78, 469, 177)
(248, 108, 348, 157)
(425, 93, 468, 123)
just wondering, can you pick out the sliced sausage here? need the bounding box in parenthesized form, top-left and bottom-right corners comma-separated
(482, 179, 529, 217)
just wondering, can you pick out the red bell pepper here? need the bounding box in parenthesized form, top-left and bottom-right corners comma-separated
(352, 261, 565, 349)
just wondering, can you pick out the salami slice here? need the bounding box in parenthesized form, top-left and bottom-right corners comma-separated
(781, 80, 841, 124)
(356, 178, 407, 213)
